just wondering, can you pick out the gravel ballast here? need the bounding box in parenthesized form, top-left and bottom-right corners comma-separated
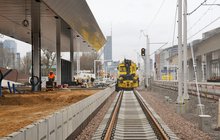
(139, 88, 220, 140)
(75, 92, 117, 140)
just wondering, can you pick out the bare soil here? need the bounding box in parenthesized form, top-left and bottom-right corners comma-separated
(0, 89, 100, 137)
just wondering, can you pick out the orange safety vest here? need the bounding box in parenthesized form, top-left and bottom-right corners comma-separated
(48, 73, 55, 79)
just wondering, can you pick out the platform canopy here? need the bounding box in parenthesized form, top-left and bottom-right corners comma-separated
(0, 0, 106, 52)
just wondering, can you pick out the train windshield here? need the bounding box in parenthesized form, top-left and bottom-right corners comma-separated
(119, 66, 126, 72)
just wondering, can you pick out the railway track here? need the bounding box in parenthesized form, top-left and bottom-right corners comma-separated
(92, 90, 179, 140)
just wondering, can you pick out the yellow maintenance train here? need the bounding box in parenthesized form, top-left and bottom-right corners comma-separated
(115, 59, 139, 91)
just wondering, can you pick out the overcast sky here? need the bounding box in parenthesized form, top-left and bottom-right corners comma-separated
(0, 0, 220, 62)
(86, 0, 220, 62)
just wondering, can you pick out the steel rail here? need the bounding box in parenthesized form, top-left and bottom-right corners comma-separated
(103, 91, 123, 140)
(134, 90, 170, 140)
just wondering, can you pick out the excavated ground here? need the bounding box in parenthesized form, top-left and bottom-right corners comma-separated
(0, 89, 100, 137)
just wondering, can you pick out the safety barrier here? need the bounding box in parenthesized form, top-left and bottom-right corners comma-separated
(0, 87, 114, 140)
(152, 80, 220, 100)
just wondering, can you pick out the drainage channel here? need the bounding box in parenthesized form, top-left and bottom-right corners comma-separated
(92, 90, 179, 140)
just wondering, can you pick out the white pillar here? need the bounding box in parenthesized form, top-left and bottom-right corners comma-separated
(31, 0, 41, 91)
(206, 53, 211, 80)
(146, 36, 150, 87)
(76, 39, 80, 75)
(144, 55, 147, 87)
(56, 17, 61, 85)
(94, 60, 96, 77)
(144, 35, 150, 88)
(70, 29, 74, 81)
(183, 0, 189, 100)
(97, 65, 100, 80)
(218, 98, 220, 128)
(177, 0, 184, 104)
(201, 54, 206, 82)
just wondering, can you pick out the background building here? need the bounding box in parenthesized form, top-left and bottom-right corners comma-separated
(15, 53, 21, 70)
(103, 36, 112, 70)
(0, 41, 4, 67)
(3, 40, 17, 69)
(155, 45, 178, 80)
(103, 36, 112, 61)
(154, 27, 220, 82)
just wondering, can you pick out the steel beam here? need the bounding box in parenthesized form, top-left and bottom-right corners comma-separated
(70, 29, 75, 81)
(56, 18, 61, 85)
(31, 0, 41, 91)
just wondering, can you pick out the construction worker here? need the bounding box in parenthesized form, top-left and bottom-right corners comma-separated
(48, 71, 55, 82)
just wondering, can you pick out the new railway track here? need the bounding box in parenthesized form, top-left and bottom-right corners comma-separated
(92, 90, 179, 140)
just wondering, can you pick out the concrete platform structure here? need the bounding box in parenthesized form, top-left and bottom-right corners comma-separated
(155, 27, 220, 83)
(0, 0, 106, 91)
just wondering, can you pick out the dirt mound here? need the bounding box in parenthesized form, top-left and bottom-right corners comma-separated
(0, 89, 100, 137)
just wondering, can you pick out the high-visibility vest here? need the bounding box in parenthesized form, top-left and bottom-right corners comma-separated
(48, 73, 55, 79)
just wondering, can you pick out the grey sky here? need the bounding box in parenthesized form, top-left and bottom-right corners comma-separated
(0, 0, 220, 62)
(86, 0, 220, 61)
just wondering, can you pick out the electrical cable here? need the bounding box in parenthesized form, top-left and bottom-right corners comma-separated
(150, 42, 168, 56)
(188, 0, 208, 15)
(148, 1, 177, 57)
(188, 16, 220, 40)
(147, 0, 166, 29)
(188, 0, 218, 31)
(171, 0, 178, 47)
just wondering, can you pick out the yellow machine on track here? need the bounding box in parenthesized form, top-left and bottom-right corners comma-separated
(115, 59, 139, 91)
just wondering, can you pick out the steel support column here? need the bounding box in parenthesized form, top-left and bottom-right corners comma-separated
(56, 18, 61, 85)
(70, 29, 75, 81)
(31, 0, 41, 91)
(76, 39, 80, 74)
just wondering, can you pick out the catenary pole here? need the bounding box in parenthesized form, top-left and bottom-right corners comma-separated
(177, 0, 184, 104)
(183, 0, 189, 100)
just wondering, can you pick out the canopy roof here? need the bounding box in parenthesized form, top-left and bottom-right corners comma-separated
(0, 0, 106, 52)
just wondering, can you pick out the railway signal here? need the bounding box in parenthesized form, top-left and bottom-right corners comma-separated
(141, 48, 145, 56)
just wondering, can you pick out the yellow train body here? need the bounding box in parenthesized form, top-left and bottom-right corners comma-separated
(115, 59, 139, 91)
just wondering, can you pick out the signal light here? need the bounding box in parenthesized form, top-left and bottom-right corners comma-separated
(141, 48, 145, 56)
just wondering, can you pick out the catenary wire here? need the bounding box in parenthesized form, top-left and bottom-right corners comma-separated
(147, 0, 166, 29)
(171, 0, 178, 47)
(188, 0, 218, 31)
(188, 16, 220, 40)
(188, 0, 208, 15)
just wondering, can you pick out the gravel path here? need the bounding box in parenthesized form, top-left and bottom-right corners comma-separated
(75, 92, 117, 140)
(151, 86, 220, 139)
(139, 88, 214, 140)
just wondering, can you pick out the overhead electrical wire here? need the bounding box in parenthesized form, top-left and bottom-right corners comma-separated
(187, 0, 208, 15)
(188, 16, 220, 40)
(171, 0, 178, 47)
(147, 0, 166, 29)
(148, 0, 177, 56)
(150, 42, 168, 56)
(188, 0, 218, 31)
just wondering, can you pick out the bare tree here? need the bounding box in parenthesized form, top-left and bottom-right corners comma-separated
(20, 54, 32, 75)
(41, 49, 56, 75)
(1, 49, 16, 69)
(80, 52, 101, 71)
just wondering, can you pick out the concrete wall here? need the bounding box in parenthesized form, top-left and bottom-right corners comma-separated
(188, 33, 220, 59)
